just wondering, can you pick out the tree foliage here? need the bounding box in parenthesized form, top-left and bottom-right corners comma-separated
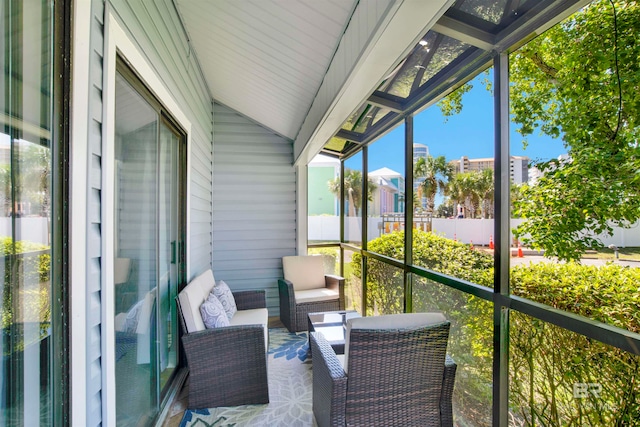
(349, 231, 640, 426)
(436, 1, 640, 260)
(510, 0, 640, 260)
(0, 238, 51, 352)
(327, 169, 377, 217)
(446, 169, 494, 218)
(414, 155, 453, 215)
(0, 144, 50, 216)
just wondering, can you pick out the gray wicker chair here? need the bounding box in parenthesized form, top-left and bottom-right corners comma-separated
(278, 255, 345, 332)
(176, 290, 269, 409)
(310, 313, 457, 427)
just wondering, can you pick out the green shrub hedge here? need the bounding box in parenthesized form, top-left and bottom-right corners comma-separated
(348, 230, 639, 426)
(0, 238, 51, 352)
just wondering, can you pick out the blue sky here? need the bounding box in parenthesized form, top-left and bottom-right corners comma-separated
(362, 72, 567, 174)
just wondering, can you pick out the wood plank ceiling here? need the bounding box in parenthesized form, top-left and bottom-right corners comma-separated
(175, 0, 357, 141)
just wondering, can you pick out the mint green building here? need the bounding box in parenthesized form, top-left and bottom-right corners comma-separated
(308, 155, 340, 215)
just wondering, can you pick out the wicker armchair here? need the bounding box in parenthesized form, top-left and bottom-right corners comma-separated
(278, 255, 345, 332)
(309, 313, 457, 427)
(176, 272, 269, 409)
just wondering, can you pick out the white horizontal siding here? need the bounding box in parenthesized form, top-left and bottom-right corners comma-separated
(84, 1, 214, 425)
(108, 0, 214, 282)
(213, 103, 296, 315)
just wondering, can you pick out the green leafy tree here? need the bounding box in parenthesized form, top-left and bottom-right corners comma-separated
(437, 1, 640, 261)
(510, 182, 525, 218)
(511, 0, 640, 260)
(436, 201, 454, 218)
(0, 143, 50, 216)
(0, 165, 11, 216)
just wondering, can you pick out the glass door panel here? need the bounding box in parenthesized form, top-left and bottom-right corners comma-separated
(158, 121, 179, 392)
(114, 71, 159, 425)
(1, 1, 55, 425)
(114, 62, 185, 426)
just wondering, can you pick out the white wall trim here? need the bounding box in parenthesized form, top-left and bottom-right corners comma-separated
(296, 164, 308, 255)
(102, 8, 193, 426)
(70, 0, 92, 424)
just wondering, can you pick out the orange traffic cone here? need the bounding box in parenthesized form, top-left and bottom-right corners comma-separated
(489, 235, 494, 249)
(517, 244, 523, 258)
(470, 240, 474, 250)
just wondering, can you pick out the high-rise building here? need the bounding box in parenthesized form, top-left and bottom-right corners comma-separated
(413, 144, 429, 208)
(413, 143, 429, 163)
(450, 155, 530, 184)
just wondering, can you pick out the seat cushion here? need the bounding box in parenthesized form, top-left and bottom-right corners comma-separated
(114, 257, 131, 285)
(343, 312, 447, 373)
(283, 255, 326, 291)
(229, 308, 269, 351)
(294, 288, 340, 304)
(120, 299, 144, 333)
(177, 270, 216, 333)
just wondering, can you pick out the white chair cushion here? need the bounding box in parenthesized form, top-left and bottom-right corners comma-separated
(177, 270, 216, 333)
(119, 299, 144, 333)
(283, 255, 326, 291)
(343, 312, 447, 373)
(135, 290, 156, 335)
(114, 312, 128, 332)
(294, 288, 339, 304)
(114, 257, 131, 285)
(229, 308, 269, 352)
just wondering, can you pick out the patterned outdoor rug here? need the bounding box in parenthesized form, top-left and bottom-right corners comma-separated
(179, 328, 316, 427)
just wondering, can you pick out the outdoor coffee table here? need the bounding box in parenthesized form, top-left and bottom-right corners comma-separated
(307, 310, 361, 356)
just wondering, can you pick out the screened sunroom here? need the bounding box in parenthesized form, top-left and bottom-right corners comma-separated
(1, 0, 638, 426)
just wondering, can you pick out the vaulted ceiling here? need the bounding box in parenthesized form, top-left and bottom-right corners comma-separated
(175, 0, 588, 163)
(175, 0, 357, 140)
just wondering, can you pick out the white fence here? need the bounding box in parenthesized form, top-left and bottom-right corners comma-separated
(309, 216, 640, 248)
(0, 217, 50, 245)
(6, 216, 640, 249)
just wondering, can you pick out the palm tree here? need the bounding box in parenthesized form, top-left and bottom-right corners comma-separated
(446, 172, 478, 218)
(328, 169, 376, 217)
(475, 168, 494, 218)
(414, 155, 453, 216)
(446, 170, 496, 218)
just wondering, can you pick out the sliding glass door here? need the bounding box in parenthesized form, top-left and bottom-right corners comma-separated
(113, 60, 185, 426)
(0, 0, 67, 425)
(158, 119, 181, 392)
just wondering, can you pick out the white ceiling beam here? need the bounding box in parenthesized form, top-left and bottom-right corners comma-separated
(294, 0, 456, 166)
(432, 15, 496, 51)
